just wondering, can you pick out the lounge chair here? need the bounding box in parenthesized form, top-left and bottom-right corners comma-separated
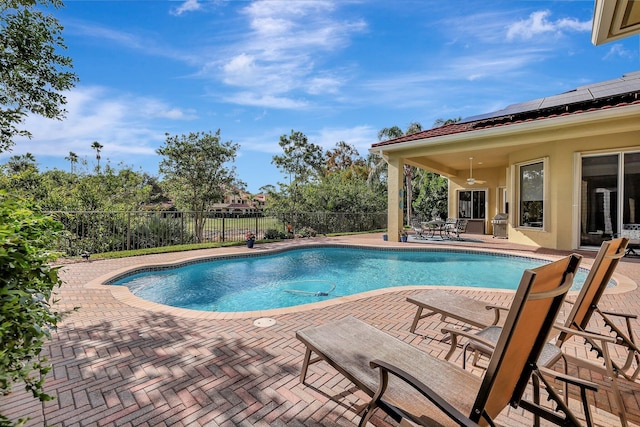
(297, 254, 598, 426)
(439, 238, 635, 425)
(407, 238, 628, 333)
(621, 224, 640, 256)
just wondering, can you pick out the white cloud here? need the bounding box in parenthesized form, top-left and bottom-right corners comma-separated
(314, 125, 377, 153)
(171, 0, 202, 16)
(603, 44, 635, 60)
(506, 10, 591, 41)
(5, 86, 196, 160)
(447, 49, 547, 80)
(210, 0, 366, 108)
(307, 75, 343, 95)
(223, 92, 309, 109)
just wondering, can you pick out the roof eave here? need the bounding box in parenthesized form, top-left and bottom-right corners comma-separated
(369, 103, 640, 154)
(592, 0, 640, 45)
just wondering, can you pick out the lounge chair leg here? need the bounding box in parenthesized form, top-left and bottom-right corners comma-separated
(358, 402, 378, 427)
(532, 374, 541, 427)
(409, 307, 423, 333)
(445, 333, 459, 361)
(300, 348, 312, 384)
(601, 340, 629, 426)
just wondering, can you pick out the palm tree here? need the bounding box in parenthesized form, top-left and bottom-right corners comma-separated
(91, 141, 103, 172)
(433, 117, 462, 127)
(65, 151, 78, 173)
(374, 123, 423, 225)
(5, 153, 37, 174)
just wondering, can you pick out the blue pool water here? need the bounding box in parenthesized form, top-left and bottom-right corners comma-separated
(111, 247, 588, 312)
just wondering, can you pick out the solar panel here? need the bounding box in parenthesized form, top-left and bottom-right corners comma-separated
(459, 72, 640, 124)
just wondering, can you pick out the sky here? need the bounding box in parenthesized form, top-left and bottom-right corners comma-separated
(3, 0, 640, 192)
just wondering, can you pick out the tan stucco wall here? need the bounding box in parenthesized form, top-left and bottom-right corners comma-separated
(507, 130, 640, 250)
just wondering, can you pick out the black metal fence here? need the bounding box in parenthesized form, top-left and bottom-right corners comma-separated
(47, 211, 387, 256)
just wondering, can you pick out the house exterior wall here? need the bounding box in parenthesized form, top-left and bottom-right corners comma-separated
(374, 101, 640, 250)
(506, 129, 640, 250)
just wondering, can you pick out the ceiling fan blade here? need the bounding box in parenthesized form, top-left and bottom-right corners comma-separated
(466, 157, 485, 185)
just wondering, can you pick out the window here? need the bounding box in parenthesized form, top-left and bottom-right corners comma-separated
(458, 190, 486, 219)
(519, 161, 544, 228)
(580, 151, 640, 246)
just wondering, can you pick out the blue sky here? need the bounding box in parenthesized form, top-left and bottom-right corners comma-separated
(4, 0, 640, 192)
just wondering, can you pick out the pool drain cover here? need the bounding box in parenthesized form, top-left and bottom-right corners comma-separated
(253, 317, 276, 328)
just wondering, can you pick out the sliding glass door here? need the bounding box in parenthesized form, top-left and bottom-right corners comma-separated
(580, 152, 640, 247)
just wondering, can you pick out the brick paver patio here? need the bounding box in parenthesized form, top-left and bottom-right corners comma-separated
(1, 234, 639, 426)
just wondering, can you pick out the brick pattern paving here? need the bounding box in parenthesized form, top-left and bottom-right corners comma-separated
(1, 234, 639, 426)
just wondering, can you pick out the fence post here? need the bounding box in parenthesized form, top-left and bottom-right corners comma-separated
(222, 216, 225, 242)
(127, 212, 131, 251)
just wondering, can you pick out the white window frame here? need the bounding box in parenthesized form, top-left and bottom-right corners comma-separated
(515, 157, 548, 231)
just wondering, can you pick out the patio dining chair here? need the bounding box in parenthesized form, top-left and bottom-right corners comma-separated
(297, 254, 599, 426)
(445, 218, 468, 240)
(410, 218, 426, 239)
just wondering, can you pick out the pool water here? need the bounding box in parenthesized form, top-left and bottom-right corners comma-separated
(111, 247, 588, 312)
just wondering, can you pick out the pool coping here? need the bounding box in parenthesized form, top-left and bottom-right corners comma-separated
(86, 243, 638, 320)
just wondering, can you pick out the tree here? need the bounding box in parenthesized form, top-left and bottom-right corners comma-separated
(64, 151, 77, 173)
(90, 141, 103, 172)
(0, 192, 63, 426)
(324, 141, 365, 175)
(4, 152, 36, 174)
(157, 130, 240, 242)
(413, 170, 448, 220)
(271, 130, 323, 227)
(0, 0, 78, 153)
(433, 117, 462, 127)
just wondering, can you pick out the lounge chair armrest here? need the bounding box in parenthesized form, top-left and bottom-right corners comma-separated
(441, 326, 497, 360)
(441, 327, 497, 349)
(484, 303, 508, 312)
(484, 304, 508, 325)
(599, 309, 637, 320)
(368, 359, 480, 427)
(538, 367, 598, 392)
(553, 325, 617, 344)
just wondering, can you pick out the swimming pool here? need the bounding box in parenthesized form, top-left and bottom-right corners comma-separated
(110, 246, 590, 312)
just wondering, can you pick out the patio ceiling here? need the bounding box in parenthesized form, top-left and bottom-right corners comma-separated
(397, 136, 539, 179)
(592, 0, 640, 45)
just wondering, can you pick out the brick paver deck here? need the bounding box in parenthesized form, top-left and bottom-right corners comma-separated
(1, 234, 639, 426)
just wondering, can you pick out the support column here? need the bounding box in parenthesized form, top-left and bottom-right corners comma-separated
(387, 155, 404, 242)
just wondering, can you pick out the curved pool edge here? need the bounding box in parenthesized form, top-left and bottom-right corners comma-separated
(85, 243, 638, 319)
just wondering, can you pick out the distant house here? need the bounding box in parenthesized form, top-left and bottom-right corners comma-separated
(208, 191, 267, 215)
(371, 72, 640, 250)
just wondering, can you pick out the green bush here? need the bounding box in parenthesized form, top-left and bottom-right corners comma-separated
(0, 192, 63, 425)
(263, 228, 287, 240)
(297, 226, 317, 237)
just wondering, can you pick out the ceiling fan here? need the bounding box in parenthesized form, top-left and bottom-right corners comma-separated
(466, 157, 486, 185)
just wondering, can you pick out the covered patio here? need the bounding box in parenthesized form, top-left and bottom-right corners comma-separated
(372, 72, 640, 251)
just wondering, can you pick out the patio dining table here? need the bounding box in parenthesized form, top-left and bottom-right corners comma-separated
(422, 220, 447, 239)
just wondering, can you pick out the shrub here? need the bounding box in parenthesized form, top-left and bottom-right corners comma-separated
(263, 228, 287, 240)
(297, 226, 317, 237)
(0, 192, 63, 425)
